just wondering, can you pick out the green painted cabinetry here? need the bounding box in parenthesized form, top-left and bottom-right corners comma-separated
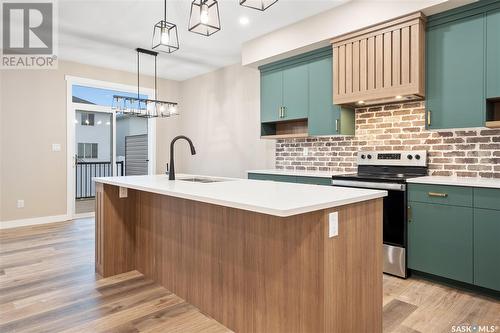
(248, 173, 331, 186)
(487, 8, 500, 98)
(426, 13, 485, 129)
(261, 70, 283, 123)
(408, 182, 500, 291)
(282, 63, 309, 120)
(408, 202, 473, 283)
(308, 55, 354, 136)
(426, 0, 500, 129)
(259, 47, 354, 137)
(247, 173, 296, 183)
(474, 209, 500, 291)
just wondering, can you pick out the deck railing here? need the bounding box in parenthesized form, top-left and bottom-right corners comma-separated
(76, 161, 124, 199)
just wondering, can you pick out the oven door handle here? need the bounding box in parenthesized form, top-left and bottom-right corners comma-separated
(331, 179, 406, 191)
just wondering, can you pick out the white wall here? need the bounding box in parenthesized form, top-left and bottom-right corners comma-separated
(174, 63, 274, 178)
(242, 0, 474, 67)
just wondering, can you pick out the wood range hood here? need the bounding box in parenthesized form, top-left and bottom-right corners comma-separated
(331, 12, 426, 107)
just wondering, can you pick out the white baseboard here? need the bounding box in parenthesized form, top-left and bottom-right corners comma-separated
(0, 214, 72, 230)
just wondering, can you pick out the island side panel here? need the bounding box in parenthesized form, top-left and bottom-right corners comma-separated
(133, 190, 383, 333)
(324, 198, 383, 333)
(95, 184, 137, 277)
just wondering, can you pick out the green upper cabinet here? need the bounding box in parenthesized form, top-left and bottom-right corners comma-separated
(261, 70, 283, 123)
(426, 13, 485, 129)
(487, 8, 500, 99)
(259, 47, 355, 138)
(308, 55, 336, 136)
(282, 63, 309, 120)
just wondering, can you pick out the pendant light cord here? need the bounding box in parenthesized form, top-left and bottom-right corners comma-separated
(137, 50, 140, 100)
(164, 0, 167, 22)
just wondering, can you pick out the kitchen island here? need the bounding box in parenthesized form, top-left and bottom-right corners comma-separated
(94, 174, 386, 333)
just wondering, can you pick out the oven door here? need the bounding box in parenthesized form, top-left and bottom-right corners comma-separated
(332, 179, 408, 278)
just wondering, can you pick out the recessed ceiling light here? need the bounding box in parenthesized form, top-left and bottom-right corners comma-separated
(239, 17, 250, 26)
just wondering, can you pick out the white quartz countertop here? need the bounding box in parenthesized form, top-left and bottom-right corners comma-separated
(247, 169, 348, 178)
(407, 176, 500, 189)
(94, 174, 386, 217)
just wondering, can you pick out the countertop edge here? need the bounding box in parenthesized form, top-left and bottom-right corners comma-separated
(407, 176, 500, 189)
(94, 178, 387, 217)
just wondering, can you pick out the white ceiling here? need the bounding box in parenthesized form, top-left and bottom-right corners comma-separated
(58, 0, 347, 81)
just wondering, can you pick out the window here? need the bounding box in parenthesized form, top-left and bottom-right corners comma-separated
(77, 143, 98, 159)
(81, 113, 95, 126)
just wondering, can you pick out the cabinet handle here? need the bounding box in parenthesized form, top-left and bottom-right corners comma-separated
(407, 205, 412, 222)
(335, 119, 339, 132)
(278, 107, 282, 118)
(282, 106, 286, 118)
(428, 192, 448, 198)
(427, 110, 431, 127)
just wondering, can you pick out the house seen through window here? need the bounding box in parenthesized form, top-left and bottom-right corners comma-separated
(77, 143, 98, 159)
(81, 113, 95, 126)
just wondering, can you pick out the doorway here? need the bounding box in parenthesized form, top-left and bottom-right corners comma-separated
(66, 77, 156, 218)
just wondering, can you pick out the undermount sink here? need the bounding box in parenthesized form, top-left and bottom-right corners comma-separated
(177, 177, 229, 183)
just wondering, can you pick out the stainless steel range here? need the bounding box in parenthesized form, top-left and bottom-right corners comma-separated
(332, 150, 428, 278)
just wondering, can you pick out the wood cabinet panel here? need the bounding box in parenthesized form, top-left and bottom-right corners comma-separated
(331, 12, 426, 105)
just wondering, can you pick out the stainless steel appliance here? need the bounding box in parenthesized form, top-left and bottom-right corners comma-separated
(331, 150, 428, 278)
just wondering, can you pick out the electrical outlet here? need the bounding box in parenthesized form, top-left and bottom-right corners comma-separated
(52, 143, 61, 152)
(119, 187, 128, 198)
(328, 212, 338, 238)
(17, 199, 24, 208)
(303, 147, 309, 156)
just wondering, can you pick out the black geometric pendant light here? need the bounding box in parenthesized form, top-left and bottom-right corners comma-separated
(240, 0, 278, 11)
(152, 0, 179, 53)
(188, 0, 221, 36)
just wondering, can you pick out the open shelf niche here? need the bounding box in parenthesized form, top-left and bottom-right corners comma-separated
(261, 119, 308, 139)
(486, 99, 500, 128)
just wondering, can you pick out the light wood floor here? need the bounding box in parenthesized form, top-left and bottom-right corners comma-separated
(0, 218, 499, 333)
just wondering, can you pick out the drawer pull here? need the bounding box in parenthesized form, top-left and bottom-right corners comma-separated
(428, 192, 448, 198)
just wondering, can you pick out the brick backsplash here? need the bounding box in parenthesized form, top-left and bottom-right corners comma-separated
(275, 102, 500, 178)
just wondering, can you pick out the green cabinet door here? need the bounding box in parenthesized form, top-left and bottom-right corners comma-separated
(474, 209, 500, 291)
(261, 70, 283, 123)
(408, 202, 473, 283)
(426, 14, 485, 129)
(487, 9, 500, 98)
(282, 63, 309, 120)
(308, 56, 337, 136)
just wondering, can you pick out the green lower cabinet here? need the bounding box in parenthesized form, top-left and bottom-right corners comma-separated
(408, 202, 473, 284)
(474, 209, 500, 291)
(248, 173, 296, 183)
(295, 176, 331, 186)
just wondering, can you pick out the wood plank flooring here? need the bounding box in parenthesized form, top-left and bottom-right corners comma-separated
(0, 218, 499, 333)
(0, 218, 231, 333)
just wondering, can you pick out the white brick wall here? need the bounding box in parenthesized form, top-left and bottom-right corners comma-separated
(275, 102, 500, 178)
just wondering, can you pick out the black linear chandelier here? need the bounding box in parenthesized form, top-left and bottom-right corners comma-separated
(112, 48, 178, 118)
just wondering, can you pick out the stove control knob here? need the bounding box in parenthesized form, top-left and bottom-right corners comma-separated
(415, 154, 421, 160)
(407, 154, 413, 160)
(367, 154, 372, 159)
(361, 154, 366, 159)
